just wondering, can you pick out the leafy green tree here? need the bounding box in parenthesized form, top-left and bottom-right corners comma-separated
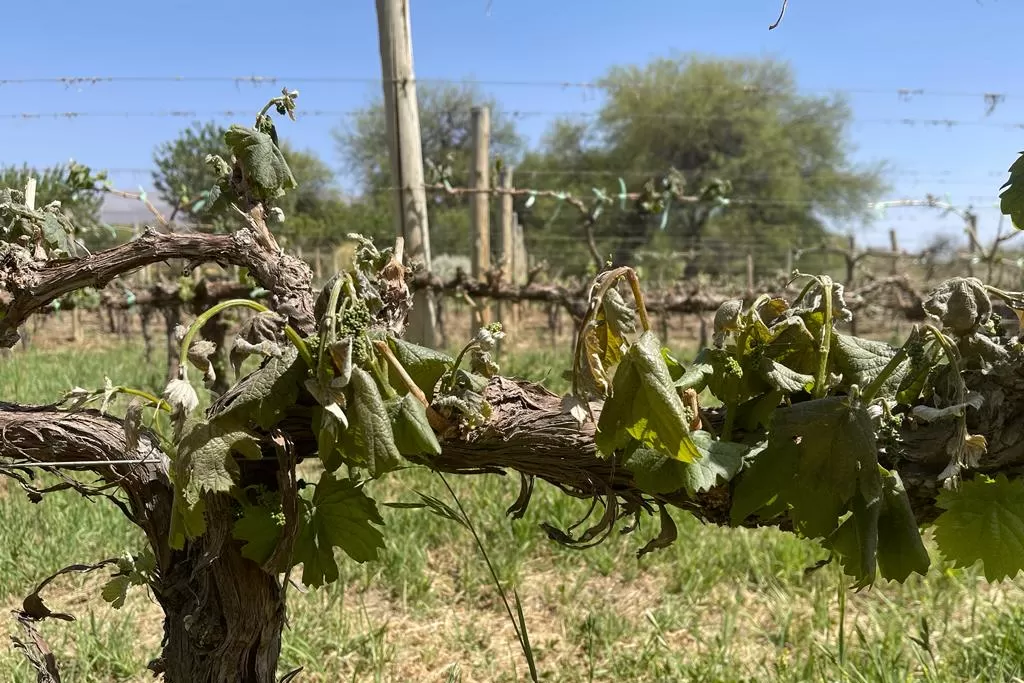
(334, 82, 525, 255)
(152, 122, 228, 225)
(0, 162, 114, 250)
(520, 55, 885, 275)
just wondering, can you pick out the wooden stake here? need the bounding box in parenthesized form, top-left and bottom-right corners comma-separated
(470, 106, 492, 327)
(375, 0, 438, 346)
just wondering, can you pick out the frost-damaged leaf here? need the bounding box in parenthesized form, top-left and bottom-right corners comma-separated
(212, 347, 305, 429)
(233, 504, 283, 565)
(585, 287, 635, 374)
(169, 417, 262, 546)
(224, 124, 297, 201)
(339, 367, 402, 476)
(832, 334, 909, 400)
(1001, 152, 1024, 229)
(637, 505, 677, 559)
(596, 331, 699, 462)
(757, 357, 814, 394)
(934, 475, 1024, 581)
(293, 474, 386, 588)
(730, 397, 877, 539)
(625, 432, 750, 496)
(827, 473, 882, 589)
(875, 469, 930, 582)
(387, 337, 452, 401)
(385, 394, 442, 457)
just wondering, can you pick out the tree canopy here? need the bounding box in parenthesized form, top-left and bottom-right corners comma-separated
(518, 55, 886, 275)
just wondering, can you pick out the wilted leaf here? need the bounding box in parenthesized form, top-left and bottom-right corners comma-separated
(596, 332, 699, 462)
(212, 348, 305, 430)
(169, 416, 262, 547)
(875, 469, 930, 582)
(223, 124, 297, 201)
(730, 397, 878, 540)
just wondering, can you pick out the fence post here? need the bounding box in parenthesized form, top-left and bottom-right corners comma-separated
(496, 165, 515, 346)
(889, 229, 900, 276)
(375, 0, 439, 347)
(470, 106, 492, 328)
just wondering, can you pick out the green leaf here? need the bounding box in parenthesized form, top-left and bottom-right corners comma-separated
(293, 474, 386, 587)
(223, 124, 297, 201)
(730, 439, 799, 525)
(757, 357, 814, 394)
(730, 398, 877, 539)
(1000, 151, 1024, 229)
(675, 360, 713, 394)
(781, 398, 878, 539)
(385, 394, 442, 457)
(596, 331, 699, 462)
(827, 470, 882, 588)
(100, 576, 130, 609)
(735, 390, 783, 432)
(934, 475, 1024, 581)
(169, 497, 207, 550)
(832, 334, 908, 400)
(661, 348, 684, 382)
(387, 338, 452, 401)
(704, 348, 766, 406)
(625, 431, 750, 496)
(233, 504, 283, 565)
(211, 348, 305, 429)
(875, 469, 930, 582)
(339, 367, 402, 476)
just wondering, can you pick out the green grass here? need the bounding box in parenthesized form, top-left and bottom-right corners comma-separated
(1, 342, 1024, 681)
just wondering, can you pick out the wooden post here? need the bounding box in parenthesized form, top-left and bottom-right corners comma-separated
(496, 165, 514, 343)
(375, 0, 439, 346)
(889, 229, 900, 276)
(470, 106, 492, 327)
(846, 235, 857, 286)
(513, 213, 526, 334)
(746, 252, 754, 294)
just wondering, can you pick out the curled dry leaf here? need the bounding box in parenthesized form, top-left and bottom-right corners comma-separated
(163, 378, 199, 416)
(187, 339, 218, 386)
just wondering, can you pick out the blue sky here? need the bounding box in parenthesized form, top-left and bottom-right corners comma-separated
(2, 0, 1023, 249)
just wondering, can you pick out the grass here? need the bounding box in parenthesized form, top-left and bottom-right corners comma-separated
(1, 341, 1024, 681)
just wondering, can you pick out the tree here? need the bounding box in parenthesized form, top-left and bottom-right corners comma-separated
(5, 93, 1024, 683)
(334, 82, 525, 255)
(0, 162, 109, 248)
(520, 55, 885, 274)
